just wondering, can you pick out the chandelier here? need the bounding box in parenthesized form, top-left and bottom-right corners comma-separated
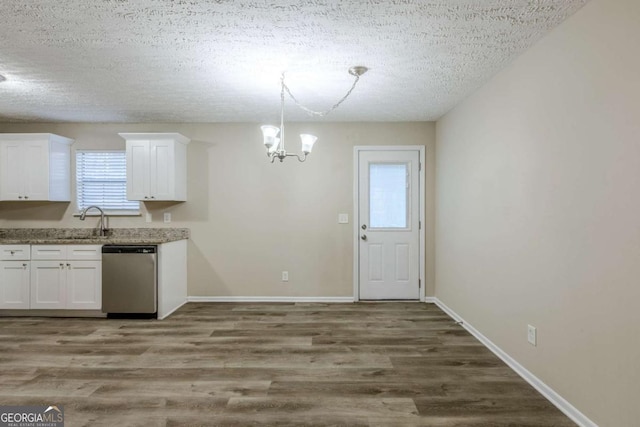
(261, 66, 368, 163)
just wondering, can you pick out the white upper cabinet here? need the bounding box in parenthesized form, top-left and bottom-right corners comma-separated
(119, 132, 190, 202)
(0, 133, 73, 201)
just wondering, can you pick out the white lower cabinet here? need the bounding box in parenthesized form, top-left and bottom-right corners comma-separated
(0, 245, 31, 309)
(30, 245, 102, 310)
(30, 260, 101, 310)
(66, 261, 101, 309)
(30, 261, 66, 309)
(0, 260, 30, 309)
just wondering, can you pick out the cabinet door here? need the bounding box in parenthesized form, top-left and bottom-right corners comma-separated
(0, 261, 30, 309)
(126, 140, 150, 201)
(66, 261, 101, 310)
(30, 261, 66, 309)
(23, 140, 50, 200)
(149, 139, 175, 200)
(0, 140, 24, 200)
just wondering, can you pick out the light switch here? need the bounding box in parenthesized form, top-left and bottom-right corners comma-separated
(338, 213, 349, 224)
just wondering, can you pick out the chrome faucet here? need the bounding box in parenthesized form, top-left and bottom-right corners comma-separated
(79, 206, 109, 237)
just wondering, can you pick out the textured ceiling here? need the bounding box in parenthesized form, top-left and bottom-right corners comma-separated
(0, 0, 588, 123)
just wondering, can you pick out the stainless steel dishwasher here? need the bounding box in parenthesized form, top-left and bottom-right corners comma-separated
(102, 245, 157, 317)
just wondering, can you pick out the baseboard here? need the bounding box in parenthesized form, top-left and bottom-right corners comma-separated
(0, 309, 106, 318)
(187, 296, 355, 303)
(432, 298, 597, 427)
(424, 296, 437, 303)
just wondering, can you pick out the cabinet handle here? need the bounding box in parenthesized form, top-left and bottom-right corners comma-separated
(144, 196, 149, 199)
(10, 250, 15, 255)
(18, 196, 23, 199)
(24, 196, 29, 199)
(150, 196, 155, 199)
(59, 263, 64, 269)
(67, 263, 71, 269)
(23, 263, 27, 269)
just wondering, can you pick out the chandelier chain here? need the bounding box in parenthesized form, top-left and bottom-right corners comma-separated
(281, 73, 361, 117)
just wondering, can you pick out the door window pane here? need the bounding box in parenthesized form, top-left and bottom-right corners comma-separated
(369, 163, 408, 228)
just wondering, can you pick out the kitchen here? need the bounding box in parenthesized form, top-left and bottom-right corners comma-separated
(0, 132, 189, 319)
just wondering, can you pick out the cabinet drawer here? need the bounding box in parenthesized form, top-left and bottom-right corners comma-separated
(31, 245, 68, 260)
(67, 245, 102, 261)
(0, 245, 31, 261)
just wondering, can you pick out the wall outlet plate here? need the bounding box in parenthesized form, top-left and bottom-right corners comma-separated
(163, 212, 171, 223)
(145, 213, 152, 223)
(528, 324, 537, 346)
(338, 213, 349, 224)
(282, 271, 289, 282)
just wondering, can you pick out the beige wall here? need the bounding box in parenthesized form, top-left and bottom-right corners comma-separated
(435, 0, 640, 425)
(0, 122, 436, 298)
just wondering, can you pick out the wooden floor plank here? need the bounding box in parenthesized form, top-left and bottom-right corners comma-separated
(0, 302, 575, 426)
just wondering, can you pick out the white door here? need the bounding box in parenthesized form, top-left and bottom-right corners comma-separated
(66, 261, 101, 310)
(358, 149, 420, 300)
(0, 140, 24, 200)
(149, 139, 175, 200)
(23, 140, 49, 200)
(0, 261, 30, 309)
(30, 261, 67, 309)
(126, 140, 150, 201)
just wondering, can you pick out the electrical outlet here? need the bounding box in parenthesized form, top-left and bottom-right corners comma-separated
(527, 325, 537, 346)
(282, 271, 289, 282)
(163, 212, 171, 223)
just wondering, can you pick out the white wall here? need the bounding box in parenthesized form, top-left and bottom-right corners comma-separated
(435, 0, 640, 425)
(0, 122, 436, 298)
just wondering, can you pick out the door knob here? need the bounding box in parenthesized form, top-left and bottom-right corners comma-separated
(361, 224, 367, 230)
(361, 234, 367, 241)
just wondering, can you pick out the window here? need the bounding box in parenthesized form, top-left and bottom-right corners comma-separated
(76, 151, 139, 213)
(369, 162, 409, 228)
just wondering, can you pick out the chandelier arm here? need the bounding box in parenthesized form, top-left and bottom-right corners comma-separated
(283, 152, 307, 162)
(268, 149, 307, 163)
(281, 73, 361, 117)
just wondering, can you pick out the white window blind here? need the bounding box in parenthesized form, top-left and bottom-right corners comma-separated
(76, 151, 139, 213)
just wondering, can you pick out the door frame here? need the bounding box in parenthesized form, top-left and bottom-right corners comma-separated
(353, 146, 426, 302)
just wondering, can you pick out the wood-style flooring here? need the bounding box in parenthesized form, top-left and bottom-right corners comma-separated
(0, 302, 575, 426)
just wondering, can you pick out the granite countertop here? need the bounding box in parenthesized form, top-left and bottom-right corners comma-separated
(0, 228, 190, 245)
